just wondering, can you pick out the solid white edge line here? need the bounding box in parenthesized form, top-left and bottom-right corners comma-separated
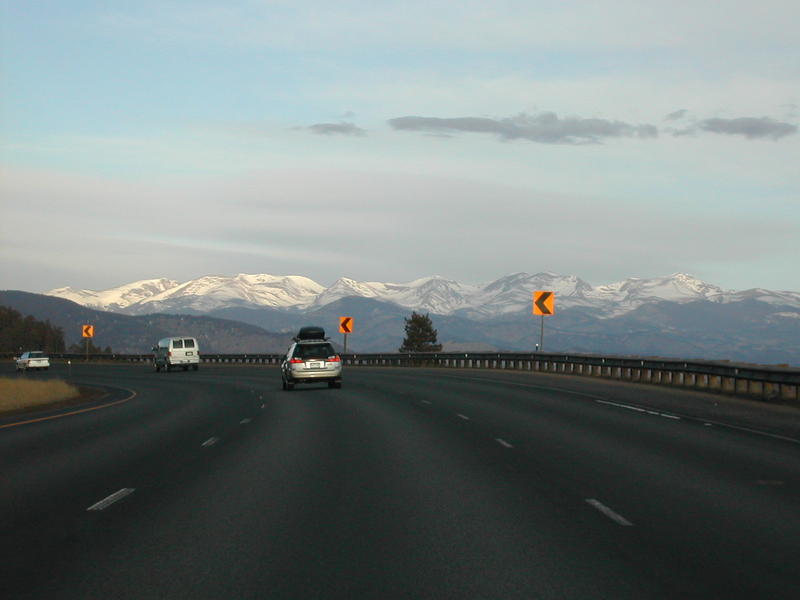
(201, 437, 219, 447)
(495, 438, 513, 449)
(457, 413, 470, 420)
(586, 499, 633, 526)
(705, 422, 800, 444)
(436, 373, 606, 400)
(87, 488, 135, 512)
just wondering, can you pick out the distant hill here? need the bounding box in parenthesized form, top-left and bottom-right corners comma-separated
(0, 291, 291, 354)
(213, 295, 800, 364)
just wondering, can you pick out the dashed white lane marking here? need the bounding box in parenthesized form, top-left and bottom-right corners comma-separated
(87, 488, 136, 512)
(240, 418, 252, 425)
(456, 413, 470, 421)
(201, 437, 220, 447)
(597, 399, 645, 413)
(495, 438, 513, 449)
(585, 499, 633, 526)
(596, 399, 680, 421)
(421, 400, 432, 405)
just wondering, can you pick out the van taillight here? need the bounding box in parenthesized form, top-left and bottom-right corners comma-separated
(290, 358, 304, 364)
(327, 356, 341, 362)
(168, 351, 172, 357)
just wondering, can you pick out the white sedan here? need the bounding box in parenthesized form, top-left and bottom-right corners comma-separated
(16, 351, 50, 371)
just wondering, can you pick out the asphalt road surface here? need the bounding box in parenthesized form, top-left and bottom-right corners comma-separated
(2, 363, 799, 599)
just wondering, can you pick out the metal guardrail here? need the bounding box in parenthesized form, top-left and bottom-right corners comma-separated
(3, 351, 798, 403)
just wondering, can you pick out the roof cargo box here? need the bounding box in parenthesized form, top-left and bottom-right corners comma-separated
(296, 326, 326, 340)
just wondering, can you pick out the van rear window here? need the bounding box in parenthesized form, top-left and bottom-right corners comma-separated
(173, 340, 184, 349)
(184, 339, 195, 348)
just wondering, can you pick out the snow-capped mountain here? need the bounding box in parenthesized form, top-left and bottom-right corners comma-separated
(314, 276, 478, 315)
(136, 274, 324, 314)
(47, 278, 179, 312)
(464, 272, 596, 318)
(582, 273, 728, 317)
(44, 272, 800, 319)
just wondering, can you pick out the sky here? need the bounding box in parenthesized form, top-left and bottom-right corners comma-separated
(1, 0, 798, 293)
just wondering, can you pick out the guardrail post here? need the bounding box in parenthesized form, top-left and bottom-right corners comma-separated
(782, 384, 799, 402)
(736, 378, 749, 395)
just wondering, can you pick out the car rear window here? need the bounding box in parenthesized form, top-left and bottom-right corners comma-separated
(294, 343, 336, 360)
(173, 339, 184, 349)
(29, 351, 44, 358)
(184, 339, 195, 348)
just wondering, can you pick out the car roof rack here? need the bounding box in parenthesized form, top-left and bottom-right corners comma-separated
(294, 326, 327, 342)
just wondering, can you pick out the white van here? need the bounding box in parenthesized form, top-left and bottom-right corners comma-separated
(153, 337, 200, 372)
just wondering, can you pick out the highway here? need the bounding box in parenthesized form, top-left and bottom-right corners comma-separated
(2, 363, 799, 599)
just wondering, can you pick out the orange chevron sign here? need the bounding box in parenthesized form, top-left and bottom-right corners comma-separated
(533, 291, 555, 316)
(339, 316, 353, 334)
(82, 324, 95, 338)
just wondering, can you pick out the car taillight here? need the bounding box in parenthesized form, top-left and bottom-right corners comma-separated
(290, 358, 304, 364)
(327, 356, 341, 362)
(168, 351, 172, 357)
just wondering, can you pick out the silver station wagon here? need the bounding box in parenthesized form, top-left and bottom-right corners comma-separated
(281, 327, 342, 390)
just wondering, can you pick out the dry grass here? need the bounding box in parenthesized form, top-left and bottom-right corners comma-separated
(0, 377, 80, 413)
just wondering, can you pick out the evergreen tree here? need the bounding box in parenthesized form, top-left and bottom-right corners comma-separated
(399, 312, 442, 352)
(0, 306, 65, 352)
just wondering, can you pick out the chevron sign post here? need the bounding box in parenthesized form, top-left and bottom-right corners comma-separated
(339, 317, 353, 354)
(81, 324, 95, 361)
(532, 292, 555, 351)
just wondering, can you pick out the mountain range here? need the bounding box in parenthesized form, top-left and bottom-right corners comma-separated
(45, 272, 800, 319)
(28, 272, 800, 365)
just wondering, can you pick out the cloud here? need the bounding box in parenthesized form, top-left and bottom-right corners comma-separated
(308, 122, 366, 137)
(697, 117, 797, 140)
(388, 112, 658, 145)
(664, 109, 688, 121)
